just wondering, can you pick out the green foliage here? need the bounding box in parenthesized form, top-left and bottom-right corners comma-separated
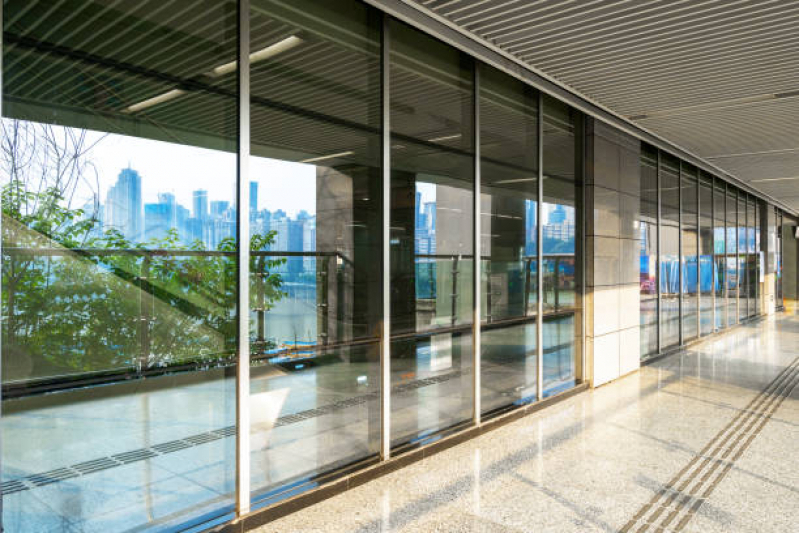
(1, 179, 286, 383)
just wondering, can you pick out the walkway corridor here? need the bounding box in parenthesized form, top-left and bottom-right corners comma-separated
(256, 314, 799, 533)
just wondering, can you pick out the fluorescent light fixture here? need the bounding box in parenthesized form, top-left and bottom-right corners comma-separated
(751, 176, 799, 183)
(125, 88, 186, 113)
(427, 133, 461, 143)
(493, 177, 536, 185)
(299, 151, 353, 164)
(209, 35, 302, 77)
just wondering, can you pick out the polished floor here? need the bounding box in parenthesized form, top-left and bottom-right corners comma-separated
(256, 313, 799, 533)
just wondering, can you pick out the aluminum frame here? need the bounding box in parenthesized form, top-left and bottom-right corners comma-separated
(536, 92, 544, 401)
(380, 12, 392, 460)
(235, 0, 251, 516)
(656, 151, 662, 354)
(472, 65, 482, 424)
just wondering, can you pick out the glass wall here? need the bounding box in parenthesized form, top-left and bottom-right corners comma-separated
(776, 210, 783, 308)
(541, 96, 581, 396)
(389, 19, 475, 446)
(660, 154, 681, 349)
(747, 198, 757, 317)
(738, 194, 748, 322)
(638, 149, 772, 361)
(699, 173, 713, 336)
(247, 0, 382, 505)
(727, 187, 738, 327)
(479, 66, 539, 413)
(714, 179, 727, 331)
(681, 165, 699, 341)
(2, 0, 239, 530)
(640, 146, 659, 356)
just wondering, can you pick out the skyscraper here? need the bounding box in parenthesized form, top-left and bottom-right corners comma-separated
(105, 166, 143, 242)
(250, 181, 258, 217)
(193, 189, 208, 220)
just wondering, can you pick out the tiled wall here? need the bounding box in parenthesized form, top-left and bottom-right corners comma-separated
(586, 119, 642, 387)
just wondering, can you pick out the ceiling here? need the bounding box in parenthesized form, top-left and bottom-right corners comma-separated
(409, 0, 799, 214)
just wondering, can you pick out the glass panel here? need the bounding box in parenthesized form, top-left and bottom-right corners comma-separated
(2, 1, 238, 530)
(755, 202, 761, 315)
(660, 154, 680, 348)
(776, 210, 783, 307)
(542, 96, 580, 395)
(714, 180, 726, 331)
(738, 194, 747, 322)
(699, 173, 713, 336)
(640, 145, 658, 357)
(479, 65, 539, 413)
(727, 188, 738, 326)
(389, 20, 475, 446)
(246, 0, 382, 505)
(747, 198, 757, 317)
(681, 165, 698, 341)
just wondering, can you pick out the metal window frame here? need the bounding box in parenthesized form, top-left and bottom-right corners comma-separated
(236, 0, 251, 517)
(711, 176, 716, 332)
(473, 65, 482, 424)
(536, 92, 544, 401)
(380, 12, 392, 460)
(656, 151, 662, 354)
(678, 162, 683, 346)
(696, 170, 701, 336)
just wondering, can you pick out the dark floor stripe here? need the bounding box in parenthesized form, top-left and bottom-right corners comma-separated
(620, 356, 799, 532)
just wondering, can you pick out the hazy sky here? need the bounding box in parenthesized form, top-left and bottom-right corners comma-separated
(82, 129, 316, 217)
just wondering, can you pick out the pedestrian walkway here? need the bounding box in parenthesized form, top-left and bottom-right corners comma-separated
(255, 313, 799, 533)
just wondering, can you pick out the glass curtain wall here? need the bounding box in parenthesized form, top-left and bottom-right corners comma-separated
(478, 65, 539, 413)
(755, 202, 761, 314)
(389, 19, 475, 446)
(747, 198, 757, 317)
(726, 188, 738, 327)
(738, 194, 748, 322)
(660, 154, 681, 349)
(247, 0, 383, 504)
(640, 146, 659, 356)
(0, 0, 606, 528)
(681, 165, 699, 341)
(776, 210, 783, 308)
(714, 180, 726, 331)
(699, 173, 713, 336)
(541, 96, 581, 395)
(1, 1, 239, 531)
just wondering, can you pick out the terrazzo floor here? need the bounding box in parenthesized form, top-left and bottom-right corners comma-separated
(254, 313, 799, 533)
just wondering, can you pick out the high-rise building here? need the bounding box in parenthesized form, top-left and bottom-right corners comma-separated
(105, 166, 143, 242)
(192, 189, 208, 220)
(250, 181, 258, 216)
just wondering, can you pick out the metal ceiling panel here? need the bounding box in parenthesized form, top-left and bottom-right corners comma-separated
(407, 0, 799, 213)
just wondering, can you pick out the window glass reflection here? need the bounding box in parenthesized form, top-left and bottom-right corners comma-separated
(699, 174, 714, 336)
(714, 179, 726, 331)
(660, 155, 680, 348)
(640, 145, 658, 357)
(738, 195, 747, 322)
(247, 0, 382, 503)
(2, 0, 238, 530)
(681, 165, 698, 341)
(727, 188, 738, 326)
(479, 65, 539, 413)
(389, 19, 475, 446)
(542, 96, 580, 395)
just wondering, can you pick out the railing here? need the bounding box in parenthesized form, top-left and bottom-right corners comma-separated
(1, 247, 352, 394)
(2, 246, 576, 396)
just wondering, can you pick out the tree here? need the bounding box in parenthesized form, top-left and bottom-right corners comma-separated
(1, 119, 286, 383)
